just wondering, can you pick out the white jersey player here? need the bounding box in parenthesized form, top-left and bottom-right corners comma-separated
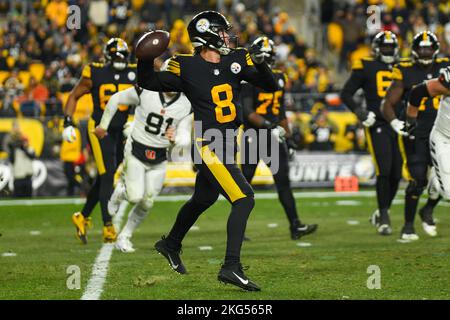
(406, 66, 450, 202)
(95, 80, 192, 253)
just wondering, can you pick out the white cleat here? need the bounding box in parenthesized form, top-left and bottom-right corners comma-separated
(400, 233, 419, 241)
(370, 210, 380, 227)
(115, 236, 135, 253)
(422, 223, 437, 237)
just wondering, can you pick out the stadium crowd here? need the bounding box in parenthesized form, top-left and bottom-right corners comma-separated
(0, 0, 450, 196)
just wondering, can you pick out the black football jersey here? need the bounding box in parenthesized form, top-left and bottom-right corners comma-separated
(82, 62, 137, 130)
(241, 70, 287, 129)
(392, 57, 450, 137)
(163, 48, 277, 139)
(343, 57, 396, 126)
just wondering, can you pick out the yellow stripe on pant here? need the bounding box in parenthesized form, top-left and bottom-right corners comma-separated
(365, 127, 380, 176)
(88, 118, 106, 175)
(195, 141, 246, 203)
(397, 135, 413, 181)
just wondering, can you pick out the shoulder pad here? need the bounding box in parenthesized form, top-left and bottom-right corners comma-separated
(128, 63, 137, 68)
(351, 59, 364, 70)
(91, 62, 105, 68)
(362, 57, 374, 62)
(436, 57, 450, 64)
(398, 59, 413, 67)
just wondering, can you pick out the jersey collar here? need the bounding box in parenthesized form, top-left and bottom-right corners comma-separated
(159, 92, 181, 108)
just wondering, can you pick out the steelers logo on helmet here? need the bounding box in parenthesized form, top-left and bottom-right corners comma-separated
(196, 18, 210, 33)
(230, 62, 241, 74)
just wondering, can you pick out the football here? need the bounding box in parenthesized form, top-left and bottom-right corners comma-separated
(135, 30, 170, 60)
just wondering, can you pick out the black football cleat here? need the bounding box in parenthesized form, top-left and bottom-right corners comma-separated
(154, 236, 187, 274)
(400, 224, 419, 241)
(377, 213, 392, 236)
(290, 224, 318, 240)
(218, 263, 261, 292)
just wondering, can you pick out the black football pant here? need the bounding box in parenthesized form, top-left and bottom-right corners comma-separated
(365, 124, 402, 219)
(82, 119, 124, 225)
(399, 135, 440, 225)
(240, 132, 301, 228)
(166, 139, 254, 266)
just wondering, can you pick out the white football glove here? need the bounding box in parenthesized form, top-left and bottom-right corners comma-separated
(62, 126, 76, 142)
(362, 111, 376, 127)
(271, 126, 286, 143)
(390, 119, 408, 136)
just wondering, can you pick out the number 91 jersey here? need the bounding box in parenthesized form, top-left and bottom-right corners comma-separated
(82, 62, 137, 130)
(132, 89, 192, 149)
(165, 48, 256, 138)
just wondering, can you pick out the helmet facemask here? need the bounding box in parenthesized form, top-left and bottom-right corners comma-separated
(412, 32, 440, 66)
(413, 45, 438, 66)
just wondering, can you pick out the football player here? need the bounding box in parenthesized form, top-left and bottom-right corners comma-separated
(341, 31, 402, 236)
(62, 38, 136, 244)
(94, 61, 192, 253)
(381, 31, 449, 240)
(406, 67, 450, 201)
(137, 11, 277, 291)
(240, 36, 318, 240)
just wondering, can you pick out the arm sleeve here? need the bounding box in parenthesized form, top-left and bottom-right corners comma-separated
(239, 49, 278, 92)
(340, 65, 365, 113)
(174, 114, 193, 148)
(137, 57, 184, 92)
(99, 86, 140, 130)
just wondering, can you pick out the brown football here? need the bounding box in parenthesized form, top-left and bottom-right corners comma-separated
(135, 30, 170, 60)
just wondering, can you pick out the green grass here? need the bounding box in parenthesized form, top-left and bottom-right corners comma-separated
(1, 193, 450, 300)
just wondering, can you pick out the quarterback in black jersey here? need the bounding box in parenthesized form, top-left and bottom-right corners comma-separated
(341, 31, 402, 236)
(381, 31, 449, 240)
(240, 36, 318, 240)
(62, 38, 137, 244)
(137, 11, 277, 291)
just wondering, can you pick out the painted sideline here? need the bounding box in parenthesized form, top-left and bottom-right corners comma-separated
(80, 202, 128, 300)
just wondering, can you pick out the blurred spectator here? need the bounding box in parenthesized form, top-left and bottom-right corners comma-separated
(307, 111, 337, 151)
(45, 0, 68, 28)
(5, 122, 35, 197)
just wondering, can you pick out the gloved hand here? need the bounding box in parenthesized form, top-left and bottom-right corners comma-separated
(123, 121, 134, 138)
(362, 111, 376, 127)
(286, 137, 298, 160)
(62, 116, 76, 142)
(271, 125, 286, 143)
(405, 117, 417, 139)
(249, 44, 271, 64)
(390, 118, 408, 136)
(439, 66, 450, 89)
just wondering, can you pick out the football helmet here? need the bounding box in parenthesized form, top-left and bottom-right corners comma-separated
(251, 36, 276, 65)
(187, 11, 236, 55)
(372, 31, 399, 64)
(104, 38, 129, 70)
(412, 31, 440, 66)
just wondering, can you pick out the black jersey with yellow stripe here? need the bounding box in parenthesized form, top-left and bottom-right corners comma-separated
(82, 62, 137, 130)
(165, 48, 257, 139)
(242, 70, 287, 129)
(348, 57, 394, 123)
(392, 57, 450, 137)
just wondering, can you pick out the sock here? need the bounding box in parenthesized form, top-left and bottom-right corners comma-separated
(166, 197, 211, 250)
(276, 185, 301, 228)
(421, 196, 441, 212)
(224, 196, 255, 266)
(388, 177, 400, 207)
(375, 176, 391, 216)
(81, 178, 100, 218)
(404, 193, 420, 225)
(99, 172, 115, 225)
(120, 204, 148, 238)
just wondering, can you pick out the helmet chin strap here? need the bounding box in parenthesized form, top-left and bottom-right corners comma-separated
(380, 55, 395, 64)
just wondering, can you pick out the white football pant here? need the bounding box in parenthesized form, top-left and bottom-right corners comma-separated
(430, 128, 450, 201)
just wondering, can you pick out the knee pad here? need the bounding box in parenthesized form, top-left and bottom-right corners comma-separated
(406, 180, 426, 197)
(234, 195, 255, 210)
(138, 194, 155, 212)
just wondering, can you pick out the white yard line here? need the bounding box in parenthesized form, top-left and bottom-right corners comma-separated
(80, 202, 128, 300)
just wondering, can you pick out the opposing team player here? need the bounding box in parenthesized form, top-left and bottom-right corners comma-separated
(63, 38, 136, 243)
(406, 67, 450, 201)
(241, 36, 318, 240)
(381, 31, 449, 239)
(341, 31, 402, 236)
(137, 11, 277, 291)
(94, 61, 192, 253)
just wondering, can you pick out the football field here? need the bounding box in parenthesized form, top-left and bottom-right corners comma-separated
(1, 190, 450, 300)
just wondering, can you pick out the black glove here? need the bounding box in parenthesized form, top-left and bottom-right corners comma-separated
(405, 116, 417, 139)
(354, 108, 369, 122)
(286, 138, 298, 160)
(248, 44, 271, 64)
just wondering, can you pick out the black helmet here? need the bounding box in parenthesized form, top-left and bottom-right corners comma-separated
(412, 31, 440, 66)
(372, 31, 399, 64)
(251, 36, 276, 65)
(104, 38, 129, 70)
(187, 11, 235, 55)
